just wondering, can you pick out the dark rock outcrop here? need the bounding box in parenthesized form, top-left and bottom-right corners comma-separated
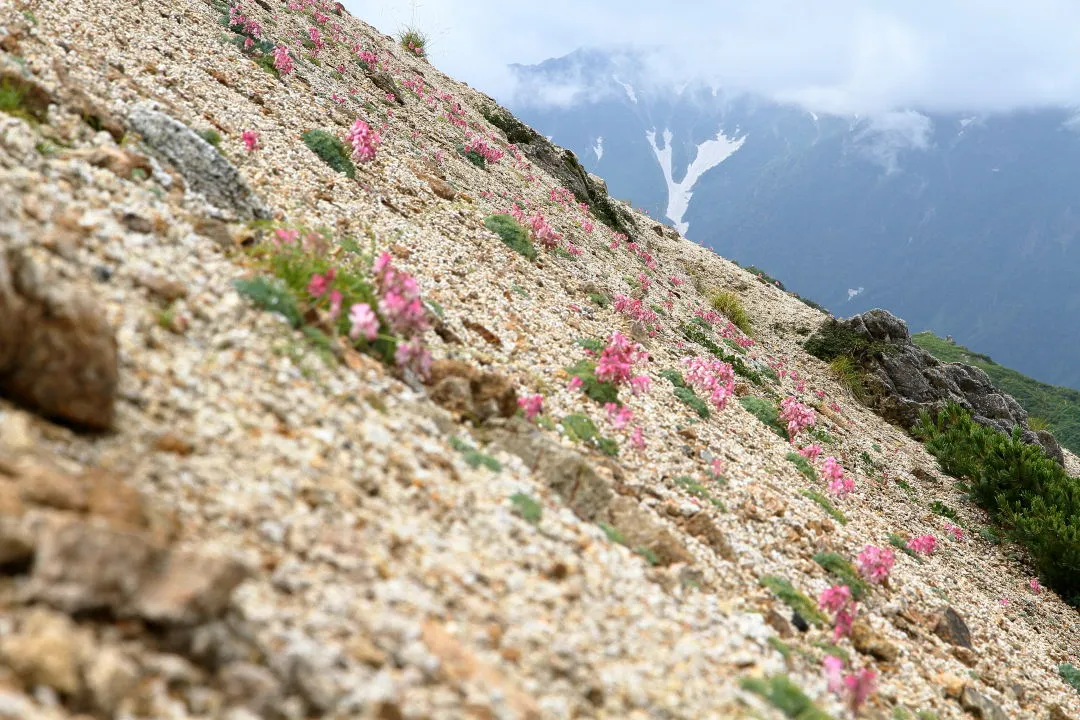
(812, 309, 1064, 464)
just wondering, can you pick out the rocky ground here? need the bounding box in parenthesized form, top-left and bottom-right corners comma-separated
(0, 0, 1079, 718)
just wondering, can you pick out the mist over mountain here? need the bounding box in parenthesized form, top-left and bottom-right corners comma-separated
(509, 49, 1080, 391)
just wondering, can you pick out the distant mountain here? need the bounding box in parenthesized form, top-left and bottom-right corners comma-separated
(508, 49, 1080, 391)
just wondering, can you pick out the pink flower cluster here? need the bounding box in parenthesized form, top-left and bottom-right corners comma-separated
(549, 186, 575, 207)
(797, 444, 822, 461)
(856, 545, 895, 584)
(228, 4, 263, 37)
(906, 534, 937, 555)
(356, 49, 378, 68)
(372, 252, 430, 377)
(822, 456, 855, 498)
(824, 656, 876, 714)
(518, 394, 543, 421)
(604, 402, 634, 429)
(526, 211, 562, 249)
(595, 331, 650, 394)
(464, 136, 504, 164)
(345, 118, 380, 163)
(242, 130, 260, 152)
(818, 584, 857, 641)
(272, 45, 295, 75)
(612, 295, 659, 333)
(682, 356, 736, 411)
(307, 27, 324, 52)
(944, 522, 964, 540)
(779, 397, 816, 440)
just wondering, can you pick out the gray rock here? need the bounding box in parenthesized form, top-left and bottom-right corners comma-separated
(960, 686, 1009, 720)
(814, 309, 1064, 464)
(128, 102, 270, 221)
(218, 662, 283, 717)
(933, 607, 973, 649)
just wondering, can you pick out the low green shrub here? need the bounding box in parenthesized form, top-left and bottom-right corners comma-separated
(914, 403, 1080, 603)
(740, 396, 787, 439)
(302, 129, 356, 178)
(813, 552, 870, 599)
(786, 452, 818, 481)
(483, 214, 536, 259)
(799, 489, 848, 525)
(565, 359, 619, 406)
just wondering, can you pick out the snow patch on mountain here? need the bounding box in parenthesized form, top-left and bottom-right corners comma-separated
(612, 75, 637, 103)
(646, 127, 745, 235)
(593, 136, 604, 162)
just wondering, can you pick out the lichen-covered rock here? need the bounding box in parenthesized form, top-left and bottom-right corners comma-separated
(0, 250, 118, 431)
(127, 102, 270, 220)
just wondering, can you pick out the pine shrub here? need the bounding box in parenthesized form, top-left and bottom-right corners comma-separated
(915, 402, 1080, 604)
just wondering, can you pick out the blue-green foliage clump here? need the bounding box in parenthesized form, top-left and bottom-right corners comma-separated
(302, 129, 356, 179)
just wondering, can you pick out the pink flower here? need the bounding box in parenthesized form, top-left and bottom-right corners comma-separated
(630, 426, 646, 450)
(595, 331, 649, 388)
(814, 389, 826, 399)
(779, 397, 815, 439)
(710, 458, 725, 477)
(630, 374, 651, 395)
(518, 394, 544, 421)
(345, 118, 380, 163)
(348, 302, 378, 341)
(604, 403, 634, 429)
(683, 356, 736, 411)
(272, 45, 294, 75)
(567, 244, 583, 257)
(274, 228, 299, 245)
(1029, 577, 1042, 593)
(828, 475, 856, 498)
(856, 546, 895, 584)
(823, 656, 845, 694)
(944, 522, 964, 540)
(906, 534, 937, 555)
(843, 668, 876, 713)
(818, 585, 852, 614)
(327, 289, 343, 320)
(394, 340, 432, 378)
(819, 585, 857, 641)
(568, 376, 584, 392)
(797, 444, 822, 461)
(241, 130, 260, 152)
(307, 269, 335, 298)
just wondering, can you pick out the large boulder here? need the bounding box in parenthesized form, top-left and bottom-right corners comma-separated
(810, 309, 1064, 464)
(0, 250, 118, 431)
(128, 102, 270, 221)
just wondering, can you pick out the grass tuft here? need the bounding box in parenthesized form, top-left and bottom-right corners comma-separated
(760, 576, 828, 626)
(740, 396, 788, 439)
(740, 675, 833, 720)
(710, 290, 752, 335)
(799, 489, 848, 525)
(786, 452, 818, 481)
(813, 552, 870, 599)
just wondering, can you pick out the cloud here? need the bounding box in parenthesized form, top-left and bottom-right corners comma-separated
(348, 0, 1080, 115)
(851, 111, 934, 173)
(847, 287, 865, 301)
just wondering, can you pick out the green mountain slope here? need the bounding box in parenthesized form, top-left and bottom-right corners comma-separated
(912, 331, 1080, 454)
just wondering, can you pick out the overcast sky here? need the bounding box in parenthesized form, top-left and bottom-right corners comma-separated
(352, 0, 1080, 115)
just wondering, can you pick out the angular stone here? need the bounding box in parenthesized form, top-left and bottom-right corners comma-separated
(133, 550, 251, 626)
(26, 520, 161, 614)
(84, 645, 140, 716)
(427, 360, 517, 424)
(128, 102, 269, 221)
(0, 250, 118, 431)
(606, 496, 693, 566)
(218, 662, 283, 717)
(851, 618, 899, 662)
(934, 607, 973, 649)
(0, 608, 88, 696)
(959, 687, 1008, 720)
(680, 512, 735, 561)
